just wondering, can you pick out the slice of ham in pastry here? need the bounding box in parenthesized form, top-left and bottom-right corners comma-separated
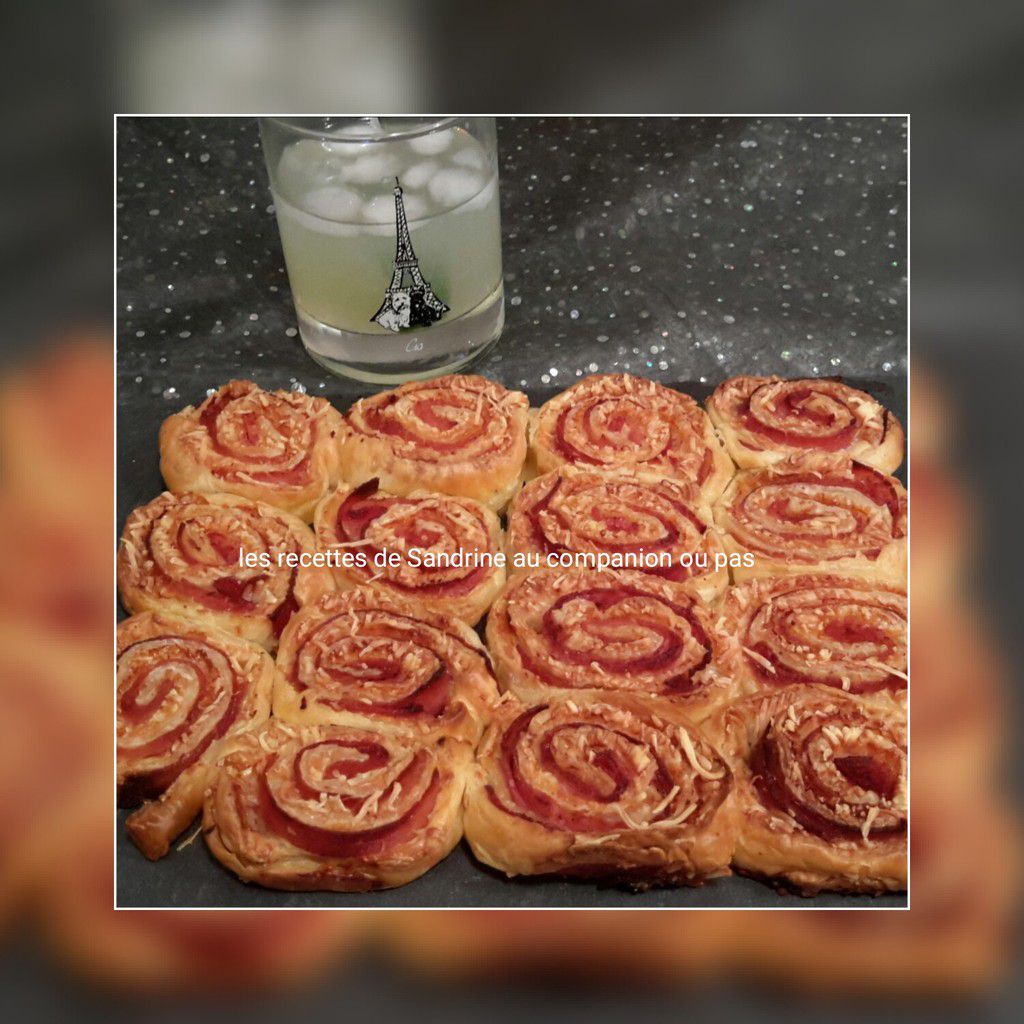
(117, 612, 276, 859)
(531, 373, 733, 502)
(117, 491, 333, 651)
(708, 685, 907, 895)
(159, 379, 344, 522)
(707, 375, 903, 473)
(464, 696, 737, 887)
(314, 478, 504, 625)
(204, 721, 471, 891)
(712, 454, 907, 584)
(339, 374, 528, 512)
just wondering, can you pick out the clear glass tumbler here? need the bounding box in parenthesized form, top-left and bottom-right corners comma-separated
(260, 116, 504, 383)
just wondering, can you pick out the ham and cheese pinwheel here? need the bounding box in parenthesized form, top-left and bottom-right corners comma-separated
(531, 373, 733, 502)
(508, 468, 728, 601)
(274, 589, 497, 745)
(712, 575, 907, 700)
(487, 568, 738, 721)
(707, 376, 903, 473)
(204, 721, 471, 891)
(117, 612, 275, 859)
(713, 454, 907, 584)
(314, 479, 504, 625)
(339, 374, 529, 511)
(464, 697, 737, 886)
(160, 379, 344, 521)
(709, 686, 907, 894)
(117, 491, 333, 651)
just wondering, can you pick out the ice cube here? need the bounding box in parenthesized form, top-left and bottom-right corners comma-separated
(277, 139, 336, 193)
(409, 129, 455, 156)
(359, 193, 401, 226)
(343, 149, 401, 186)
(303, 186, 362, 222)
(400, 160, 438, 190)
(400, 192, 430, 222)
(451, 145, 487, 173)
(428, 167, 482, 210)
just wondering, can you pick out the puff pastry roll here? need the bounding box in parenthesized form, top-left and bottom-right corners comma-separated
(339, 374, 529, 511)
(159, 379, 344, 521)
(117, 491, 333, 650)
(117, 612, 275, 860)
(274, 589, 497, 744)
(531, 373, 733, 502)
(707, 375, 904, 473)
(314, 479, 504, 625)
(713, 575, 907, 700)
(712, 454, 907, 584)
(464, 697, 737, 887)
(507, 467, 728, 601)
(487, 568, 738, 721)
(204, 721, 471, 891)
(709, 686, 907, 894)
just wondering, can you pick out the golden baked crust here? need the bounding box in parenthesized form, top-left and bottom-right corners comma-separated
(506, 467, 728, 602)
(339, 374, 529, 511)
(463, 696, 737, 887)
(531, 374, 733, 502)
(486, 568, 739, 722)
(203, 721, 472, 891)
(706, 375, 904, 473)
(274, 589, 498, 744)
(711, 574, 907, 700)
(313, 479, 504, 625)
(711, 454, 907, 584)
(707, 686, 907, 894)
(117, 612, 276, 859)
(159, 379, 344, 522)
(116, 491, 334, 651)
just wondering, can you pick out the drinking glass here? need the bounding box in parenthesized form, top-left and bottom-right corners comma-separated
(260, 116, 504, 383)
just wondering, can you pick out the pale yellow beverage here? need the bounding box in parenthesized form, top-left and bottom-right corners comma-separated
(261, 118, 504, 382)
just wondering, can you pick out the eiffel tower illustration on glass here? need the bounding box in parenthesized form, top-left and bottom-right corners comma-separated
(371, 178, 449, 332)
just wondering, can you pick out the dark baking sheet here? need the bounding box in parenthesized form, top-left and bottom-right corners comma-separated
(117, 116, 907, 907)
(116, 377, 906, 909)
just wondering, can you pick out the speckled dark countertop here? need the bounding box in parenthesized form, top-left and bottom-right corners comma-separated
(116, 116, 908, 909)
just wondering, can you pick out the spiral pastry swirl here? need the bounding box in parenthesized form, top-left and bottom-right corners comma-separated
(531, 374, 733, 502)
(508, 468, 728, 601)
(487, 569, 737, 720)
(159, 379, 344, 521)
(707, 375, 904, 473)
(339, 374, 529, 511)
(203, 721, 471, 891)
(714, 575, 907, 699)
(275, 590, 498, 743)
(710, 686, 907, 893)
(713, 454, 907, 584)
(117, 492, 333, 650)
(117, 612, 275, 859)
(314, 479, 505, 625)
(464, 697, 737, 886)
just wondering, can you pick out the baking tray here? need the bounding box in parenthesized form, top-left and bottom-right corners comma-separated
(116, 375, 907, 909)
